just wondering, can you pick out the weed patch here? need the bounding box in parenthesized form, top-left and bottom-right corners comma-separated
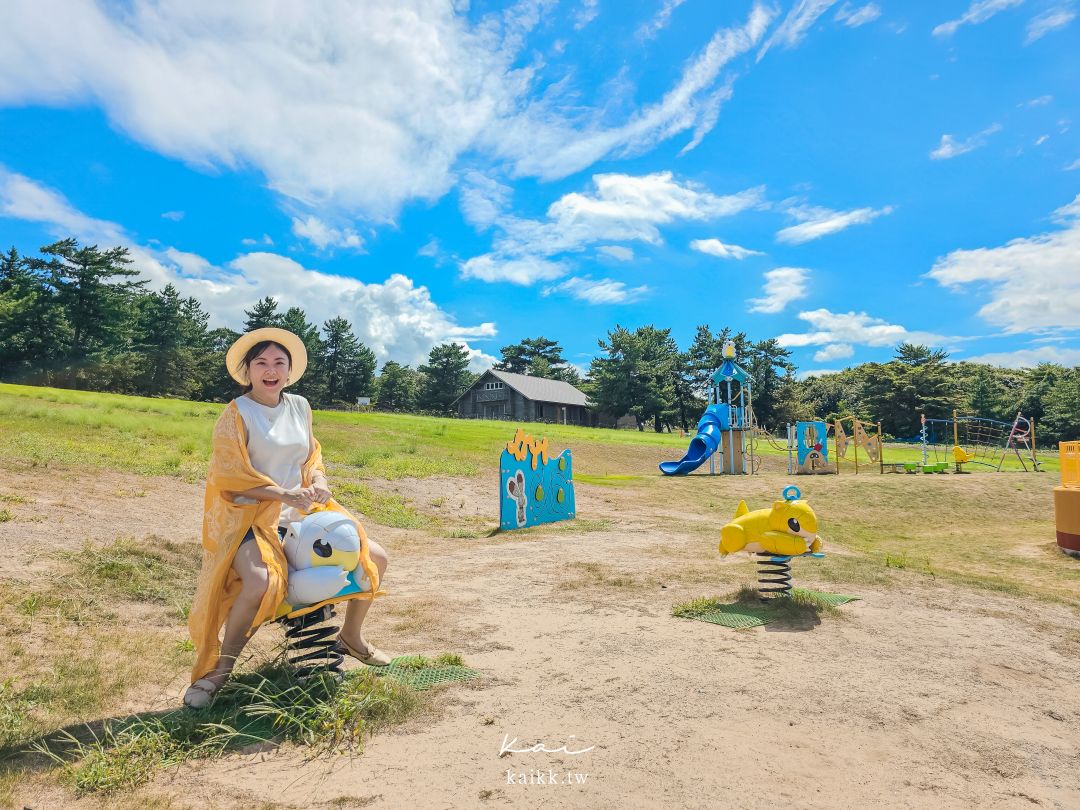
(58, 537, 199, 606)
(31, 665, 422, 795)
(333, 482, 433, 529)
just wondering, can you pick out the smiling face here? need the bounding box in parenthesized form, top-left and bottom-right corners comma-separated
(245, 342, 291, 401)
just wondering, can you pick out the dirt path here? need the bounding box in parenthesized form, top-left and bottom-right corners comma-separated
(3, 461, 1080, 809)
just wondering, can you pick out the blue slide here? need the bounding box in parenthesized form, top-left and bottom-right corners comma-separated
(659, 405, 728, 475)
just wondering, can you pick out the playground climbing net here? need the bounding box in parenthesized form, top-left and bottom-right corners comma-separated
(921, 410, 1042, 472)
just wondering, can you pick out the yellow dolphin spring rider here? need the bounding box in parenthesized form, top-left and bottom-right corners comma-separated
(720, 485, 824, 599)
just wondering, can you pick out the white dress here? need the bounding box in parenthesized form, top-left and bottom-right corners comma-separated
(234, 392, 312, 527)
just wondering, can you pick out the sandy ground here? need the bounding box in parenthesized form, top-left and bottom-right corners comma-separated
(3, 454, 1080, 809)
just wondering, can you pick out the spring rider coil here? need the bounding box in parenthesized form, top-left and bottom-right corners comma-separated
(279, 605, 345, 678)
(755, 554, 794, 600)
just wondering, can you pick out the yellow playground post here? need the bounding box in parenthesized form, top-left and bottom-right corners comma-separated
(1055, 441, 1080, 558)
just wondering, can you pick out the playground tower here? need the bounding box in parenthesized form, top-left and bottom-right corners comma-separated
(659, 342, 756, 475)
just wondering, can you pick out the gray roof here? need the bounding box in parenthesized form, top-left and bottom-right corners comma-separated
(487, 369, 589, 407)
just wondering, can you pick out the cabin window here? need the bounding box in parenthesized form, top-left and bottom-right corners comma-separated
(483, 381, 504, 391)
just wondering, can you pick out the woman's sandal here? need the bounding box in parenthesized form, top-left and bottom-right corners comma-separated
(336, 635, 392, 666)
(183, 677, 226, 710)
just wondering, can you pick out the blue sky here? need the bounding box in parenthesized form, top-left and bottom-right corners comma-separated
(1, 0, 1078, 375)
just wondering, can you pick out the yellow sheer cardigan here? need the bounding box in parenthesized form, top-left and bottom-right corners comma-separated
(188, 401, 384, 683)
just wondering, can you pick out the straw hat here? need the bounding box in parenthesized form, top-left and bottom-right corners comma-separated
(226, 328, 308, 385)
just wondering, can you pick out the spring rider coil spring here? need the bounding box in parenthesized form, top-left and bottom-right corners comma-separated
(279, 605, 345, 678)
(755, 554, 793, 601)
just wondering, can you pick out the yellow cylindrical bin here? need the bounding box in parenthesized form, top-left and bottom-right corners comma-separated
(1055, 441, 1080, 559)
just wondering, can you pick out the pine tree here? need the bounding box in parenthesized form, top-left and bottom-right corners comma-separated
(279, 306, 326, 405)
(0, 247, 68, 381)
(243, 296, 283, 331)
(494, 336, 570, 379)
(374, 361, 418, 411)
(745, 338, 797, 429)
(321, 316, 363, 404)
(589, 325, 679, 431)
(418, 343, 473, 413)
(967, 366, 1002, 419)
(26, 239, 147, 388)
(128, 284, 212, 397)
(494, 343, 529, 374)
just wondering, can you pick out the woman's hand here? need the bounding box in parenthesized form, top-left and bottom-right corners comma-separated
(281, 487, 317, 512)
(311, 474, 332, 505)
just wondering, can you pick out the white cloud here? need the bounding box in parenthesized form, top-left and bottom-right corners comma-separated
(532, 173, 763, 250)
(1, 1, 780, 219)
(597, 245, 635, 261)
(1025, 7, 1076, 43)
(1064, 157, 1080, 171)
(777, 308, 951, 349)
(492, 3, 776, 178)
(573, 0, 600, 30)
(835, 3, 882, 27)
(926, 194, 1080, 333)
(748, 267, 810, 314)
(0, 168, 126, 245)
(458, 172, 765, 287)
(776, 203, 893, 244)
(290, 215, 364, 252)
(758, 0, 840, 61)
(459, 254, 568, 285)
(459, 172, 764, 284)
(417, 239, 440, 257)
(690, 238, 764, 259)
(241, 234, 274, 246)
(0, 166, 496, 369)
(161, 210, 184, 222)
(543, 276, 650, 304)
(932, 0, 1025, 38)
(0, 0, 551, 222)
(637, 0, 688, 40)
(459, 172, 513, 230)
(1034, 134, 1049, 146)
(960, 346, 1080, 368)
(1023, 94, 1054, 106)
(929, 123, 1002, 159)
(798, 368, 842, 379)
(813, 342, 855, 362)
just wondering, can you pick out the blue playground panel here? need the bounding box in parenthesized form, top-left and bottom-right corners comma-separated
(500, 447, 576, 530)
(796, 420, 829, 466)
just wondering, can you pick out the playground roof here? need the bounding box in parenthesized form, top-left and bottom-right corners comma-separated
(711, 360, 752, 385)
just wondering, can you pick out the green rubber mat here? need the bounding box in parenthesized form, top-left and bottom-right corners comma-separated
(365, 657, 479, 691)
(800, 589, 859, 606)
(674, 590, 860, 629)
(682, 603, 773, 629)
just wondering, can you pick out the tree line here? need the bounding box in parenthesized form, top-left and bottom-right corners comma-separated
(1, 238, 1078, 445)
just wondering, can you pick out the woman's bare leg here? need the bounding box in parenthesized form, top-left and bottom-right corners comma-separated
(339, 540, 388, 653)
(202, 540, 270, 686)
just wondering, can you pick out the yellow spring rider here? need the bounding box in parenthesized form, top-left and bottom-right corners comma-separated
(720, 485, 824, 599)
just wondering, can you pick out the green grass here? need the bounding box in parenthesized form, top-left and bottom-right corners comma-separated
(30, 664, 421, 795)
(0, 383, 690, 484)
(58, 538, 200, 607)
(574, 474, 642, 486)
(672, 586, 842, 622)
(332, 482, 433, 529)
